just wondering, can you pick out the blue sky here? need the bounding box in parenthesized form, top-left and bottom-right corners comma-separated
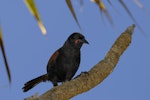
(0, 0, 150, 100)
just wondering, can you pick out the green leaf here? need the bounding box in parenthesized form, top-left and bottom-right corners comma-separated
(119, 0, 145, 35)
(24, 0, 47, 35)
(91, 0, 114, 26)
(66, 0, 82, 30)
(0, 26, 11, 83)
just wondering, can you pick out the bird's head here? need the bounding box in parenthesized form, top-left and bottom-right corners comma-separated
(66, 32, 89, 49)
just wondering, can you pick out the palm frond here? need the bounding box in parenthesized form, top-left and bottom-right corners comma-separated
(0, 26, 11, 83)
(66, 0, 82, 30)
(119, 0, 145, 35)
(91, 0, 114, 26)
(24, 0, 47, 35)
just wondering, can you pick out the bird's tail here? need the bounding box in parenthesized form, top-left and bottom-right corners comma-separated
(22, 74, 48, 92)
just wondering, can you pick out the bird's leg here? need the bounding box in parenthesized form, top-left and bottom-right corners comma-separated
(52, 82, 58, 87)
(51, 77, 58, 87)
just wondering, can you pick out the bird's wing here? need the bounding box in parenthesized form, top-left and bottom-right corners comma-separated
(49, 50, 59, 64)
(47, 49, 60, 71)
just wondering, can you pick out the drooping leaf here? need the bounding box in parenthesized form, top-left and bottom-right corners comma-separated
(79, 0, 84, 11)
(119, 0, 145, 35)
(91, 0, 114, 26)
(133, 0, 150, 15)
(133, 0, 145, 9)
(107, 0, 121, 15)
(24, 0, 47, 35)
(66, 0, 82, 30)
(0, 26, 11, 83)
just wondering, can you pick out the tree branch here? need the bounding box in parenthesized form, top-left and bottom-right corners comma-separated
(24, 24, 135, 100)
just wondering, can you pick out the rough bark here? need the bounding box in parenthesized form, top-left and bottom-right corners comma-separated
(24, 24, 135, 100)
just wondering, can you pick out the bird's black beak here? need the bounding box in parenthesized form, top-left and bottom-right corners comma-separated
(83, 38, 89, 44)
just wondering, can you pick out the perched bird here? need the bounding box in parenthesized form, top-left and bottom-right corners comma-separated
(22, 32, 89, 92)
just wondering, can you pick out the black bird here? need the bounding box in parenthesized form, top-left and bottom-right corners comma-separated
(22, 32, 89, 92)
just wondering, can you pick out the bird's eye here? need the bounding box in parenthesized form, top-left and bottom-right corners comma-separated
(74, 36, 84, 44)
(74, 39, 79, 44)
